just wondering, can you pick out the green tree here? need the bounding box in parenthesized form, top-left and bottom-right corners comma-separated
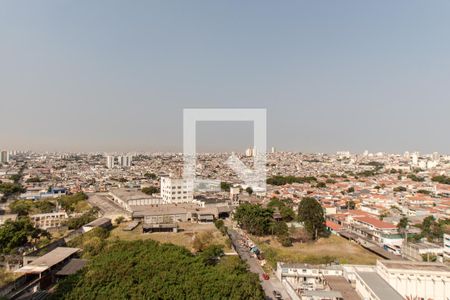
(267, 175, 317, 186)
(347, 200, 356, 210)
(220, 182, 231, 192)
(431, 175, 450, 185)
(26, 177, 43, 183)
(421, 216, 435, 238)
(9, 174, 22, 183)
(0, 218, 50, 254)
(142, 186, 160, 195)
(51, 240, 264, 300)
(416, 189, 431, 195)
(298, 197, 327, 240)
(407, 174, 425, 182)
(34, 200, 56, 213)
(234, 203, 273, 236)
(397, 217, 409, 234)
(65, 209, 98, 230)
(316, 182, 326, 188)
(9, 200, 33, 216)
(245, 187, 253, 195)
(57, 192, 88, 213)
(267, 198, 295, 222)
(0, 183, 26, 199)
(144, 172, 157, 180)
(9, 200, 55, 216)
(393, 186, 407, 192)
(115, 216, 125, 224)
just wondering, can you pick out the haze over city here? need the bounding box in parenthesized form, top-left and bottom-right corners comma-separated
(1, 1, 450, 153)
(2, 2, 450, 300)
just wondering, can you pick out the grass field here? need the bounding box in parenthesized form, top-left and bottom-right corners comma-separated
(0, 268, 19, 286)
(254, 234, 378, 269)
(109, 222, 233, 252)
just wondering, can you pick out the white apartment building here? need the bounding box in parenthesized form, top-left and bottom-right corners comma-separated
(106, 155, 114, 169)
(160, 176, 193, 204)
(0, 150, 9, 163)
(107, 155, 132, 168)
(117, 155, 132, 167)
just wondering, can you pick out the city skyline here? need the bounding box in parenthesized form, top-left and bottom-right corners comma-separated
(1, 1, 450, 153)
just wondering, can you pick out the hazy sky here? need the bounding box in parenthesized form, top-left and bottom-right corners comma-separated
(1, 1, 450, 153)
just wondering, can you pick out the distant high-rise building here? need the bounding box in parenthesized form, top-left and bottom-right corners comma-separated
(108, 155, 132, 168)
(411, 152, 419, 166)
(245, 148, 253, 157)
(363, 150, 369, 157)
(0, 150, 9, 163)
(117, 156, 123, 166)
(271, 147, 276, 154)
(106, 155, 115, 169)
(117, 155, 132, 167)
(125, 155, 132, 167)
(432, 152, 440, 162)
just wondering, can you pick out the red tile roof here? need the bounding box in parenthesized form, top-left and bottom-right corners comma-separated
(353, 216, 396, 229)
(326, 220, 342, 231)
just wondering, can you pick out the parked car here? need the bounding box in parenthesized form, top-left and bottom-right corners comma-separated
(272, 290, 282, 299)
(262, 273, 270, 280)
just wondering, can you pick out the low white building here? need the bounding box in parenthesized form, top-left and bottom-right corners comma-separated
(109, 188, 163, 212)
(275, 262, 346, 298)
(29, 212, 68, 229)
(354, 260, 450, 300)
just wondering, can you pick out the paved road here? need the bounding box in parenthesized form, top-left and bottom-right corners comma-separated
(227, 228, 290, 300)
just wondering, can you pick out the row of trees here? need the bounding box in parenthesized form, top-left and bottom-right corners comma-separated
(0, 182, 25, 201)
(397, 215, 449, 242)
(266, 175, 317, 186)
(68, 227, 110, 258)
(407, 174, 425, 182)
(51, 240, 264, 300)
(220, 182, 253, 196)
(431, 175, 450, 185)
(0, 218, 50, 254)
(9, 199, 55, 216)
(234, 197, 327, 244)
(144, 172, 158, 180)
(9, 192, 90, 217)
(234, 203, 274, 236)
(142, 186, 160, 195)
(56, 192, 88, 213)
(65, 208, 98, 230)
